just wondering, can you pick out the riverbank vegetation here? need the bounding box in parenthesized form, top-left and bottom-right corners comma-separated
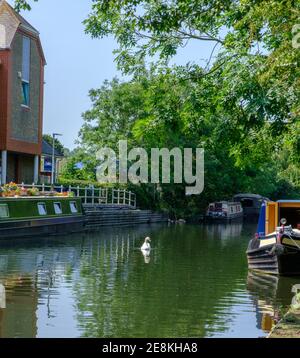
(17, 0, 300, 218)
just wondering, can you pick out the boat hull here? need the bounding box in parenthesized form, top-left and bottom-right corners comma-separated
(247, 237, 300, 276)
(0, 197, 85, 240)
(0, 216, 85, 239)
(205, 213, 244, 222)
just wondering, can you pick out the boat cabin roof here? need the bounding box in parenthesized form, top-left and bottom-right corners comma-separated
(209, 201, 241, 206)
(234, 193, 267, 199)
(261, 200, 300, 236)
(277, 200, 300, 203)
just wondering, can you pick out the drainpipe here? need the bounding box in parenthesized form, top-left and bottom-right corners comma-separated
(34, 155, 39, 184)
(1, 150, 7, 185)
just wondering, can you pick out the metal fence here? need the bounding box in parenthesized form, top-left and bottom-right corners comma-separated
(15, 183, 137, 209)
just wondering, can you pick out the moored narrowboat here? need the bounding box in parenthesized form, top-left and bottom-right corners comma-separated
(247, 200, 300, 276)
(205, 201, 243, 221)
(0, 197, 85, 239)
(233, 193, 269, 217)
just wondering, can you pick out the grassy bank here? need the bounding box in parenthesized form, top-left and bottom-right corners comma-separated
(268, 292, 300, 338)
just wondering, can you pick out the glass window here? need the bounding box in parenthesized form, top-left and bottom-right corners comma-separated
(70, 202, 78, 213)
(54, 202, 62, 215)
(22, 81, 30, 106)
(38, 203, 47, 216)
(0, 204, 9, 218)
(22, 36, 30, 107)
(22, 36, 30, 82)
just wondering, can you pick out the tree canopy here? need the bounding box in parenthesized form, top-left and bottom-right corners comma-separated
(16, 0, 299, 129)
(69, 68, 299, 217)
(16, 0, 300, 216)
(14, 0, 38, 12)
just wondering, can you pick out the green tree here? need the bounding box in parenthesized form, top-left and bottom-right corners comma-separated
(16, 0, 299, 132)
(17, 0, 300, 213)
(42, 134, 65, 155)
(59, 147, 97, 182)
(14, 0, 38, 12)
(76, 69, 299, 216)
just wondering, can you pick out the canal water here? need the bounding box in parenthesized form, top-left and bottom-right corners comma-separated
(0, 222, 299, 338)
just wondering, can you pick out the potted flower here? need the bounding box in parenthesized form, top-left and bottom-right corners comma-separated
(20, 187, 28, 197)
(14, 187, 22, 197)
(27, 188, 40, 197)
(2, 182, 19, 197)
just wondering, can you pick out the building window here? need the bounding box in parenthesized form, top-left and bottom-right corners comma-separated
(22, 81, 30, 106)
(54, 202, 62, 215)
(70, 202, 78, 214)
(0, 204, 9, 218)
(38, 203, 47, 216)
(22, 36, 30, 107)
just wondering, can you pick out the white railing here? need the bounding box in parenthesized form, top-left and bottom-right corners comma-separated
(14, 183, 137, 209)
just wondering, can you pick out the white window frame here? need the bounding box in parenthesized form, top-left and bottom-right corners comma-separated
(37, 203, 47, 216)
(54, 202, 62, 215)
(0, 204, 9, 218)
(70, 201, 78, 214)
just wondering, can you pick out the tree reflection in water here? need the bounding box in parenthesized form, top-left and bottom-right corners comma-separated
(0, 223, 297, 338)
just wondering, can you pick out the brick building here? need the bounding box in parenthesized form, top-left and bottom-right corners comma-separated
(0, 0, 45, 184)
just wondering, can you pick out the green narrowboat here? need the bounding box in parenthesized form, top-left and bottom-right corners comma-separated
(0, 197, 85, 239)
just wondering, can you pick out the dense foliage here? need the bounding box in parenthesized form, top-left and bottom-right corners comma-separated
(16, 0, 300, 217)
(60, 69, 299, 217)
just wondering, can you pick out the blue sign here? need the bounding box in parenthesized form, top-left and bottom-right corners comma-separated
(42, 156, 53, 173)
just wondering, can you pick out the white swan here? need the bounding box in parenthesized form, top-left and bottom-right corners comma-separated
(141, 237, 151, 251)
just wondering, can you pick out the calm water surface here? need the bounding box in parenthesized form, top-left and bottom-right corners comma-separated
(0, 222, 299, 338)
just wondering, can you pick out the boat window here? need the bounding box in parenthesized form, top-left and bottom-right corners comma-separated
(38, 203, 47, 216)
(241, 199, 254, 207)
(0, 204, 9, 218)
(279, 208, 300, 228)
(70, 201, 78, 213)
(54, 202, 62, 215)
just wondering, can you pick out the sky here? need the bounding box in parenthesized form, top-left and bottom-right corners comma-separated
(9, 0, 216, 149)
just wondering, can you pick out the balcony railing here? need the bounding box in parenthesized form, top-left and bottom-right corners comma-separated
(14, 183, 137, 209)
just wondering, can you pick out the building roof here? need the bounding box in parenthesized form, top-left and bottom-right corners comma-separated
(233, 193, 266, 199)
(42, 139, 64, 157)
(0, 1, 45, 63)
(7, 2, 39, 36)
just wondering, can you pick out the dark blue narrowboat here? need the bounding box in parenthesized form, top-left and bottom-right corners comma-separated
(247, 201, 300, 275)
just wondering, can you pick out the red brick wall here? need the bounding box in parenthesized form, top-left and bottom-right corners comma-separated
(0, 49, 10, 151)
(0, 29, 45, 156)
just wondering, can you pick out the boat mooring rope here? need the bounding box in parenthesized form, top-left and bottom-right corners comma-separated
(284, 234, 300, 251)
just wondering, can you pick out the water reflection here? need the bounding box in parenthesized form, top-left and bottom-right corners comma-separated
(141, 250, 151, 264)
(0, 275, 38, 338)
(247, 272, 300, 333)
(0, 223, 298, 338)
(0, 284, 5, 309)
(203, 222, 243, 240)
